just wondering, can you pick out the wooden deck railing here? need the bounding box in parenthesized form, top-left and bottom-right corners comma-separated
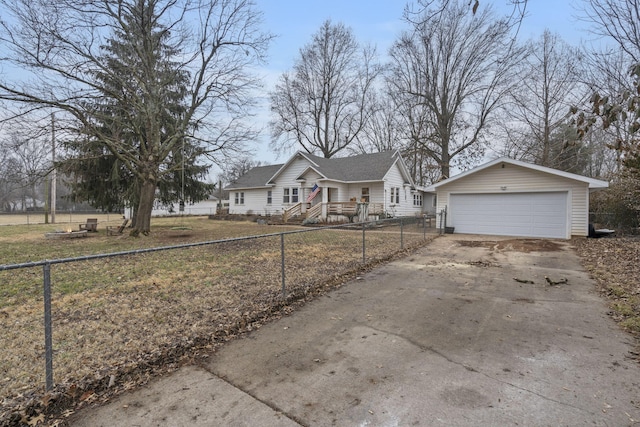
(284, 201, 386, 223)
(282, 202, 302, 223)
(306, 203, 322, 220)
(327, 202, 358, 215)
(325, 202, 384, 221)
(368, 203, 384, 215)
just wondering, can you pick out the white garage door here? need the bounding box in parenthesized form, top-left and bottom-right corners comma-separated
(450, 192, 568, 238)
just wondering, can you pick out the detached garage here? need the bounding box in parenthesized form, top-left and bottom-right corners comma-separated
(426, 157, 608, 239)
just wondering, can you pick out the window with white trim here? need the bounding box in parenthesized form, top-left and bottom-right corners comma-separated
(267, 190, 272, 204)
(390, 187, 400, 204)
(234, 192, 244, 205)
(283, 187, 299, 204)
(413, 194, 423, 206)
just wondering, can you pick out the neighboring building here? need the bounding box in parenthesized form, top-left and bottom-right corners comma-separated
(425, 157, 609, 239)
(225, 151, 433, 222)
(150, 194, 228, 217)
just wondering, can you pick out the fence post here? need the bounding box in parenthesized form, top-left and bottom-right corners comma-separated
(362, 221, 366, 263)
(423, 215, 426, 240)
(280, 233, 286, 299)
(400, 218, 404, 250)
(43, 262, 54, 391)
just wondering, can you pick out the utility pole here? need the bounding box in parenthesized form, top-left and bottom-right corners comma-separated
(51, 113, 56, 224)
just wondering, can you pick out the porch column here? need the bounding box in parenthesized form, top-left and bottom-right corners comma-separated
(321, 186, 328, 220)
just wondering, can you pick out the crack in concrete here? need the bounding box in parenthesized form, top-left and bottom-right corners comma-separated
(198, 362, 306, 427)
(362, 324, 596, 416)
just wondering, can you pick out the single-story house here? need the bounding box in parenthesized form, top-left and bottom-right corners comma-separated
(225, 150, 432, 222)
(425, 157, 609, 239)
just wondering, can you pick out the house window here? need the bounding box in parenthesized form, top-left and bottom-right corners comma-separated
(267, 190, 272, 204)
(390, 187, 400, 204)
(234, 192, 244, 205)
(413, 194, 423, 206)
(361, 187, 369, 202)
(283, 187, 299, 204)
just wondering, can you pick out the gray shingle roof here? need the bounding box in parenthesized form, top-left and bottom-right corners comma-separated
(225, 164, 283, 189)
(303, 151, 399, 182)
(225, 151, 405, 190)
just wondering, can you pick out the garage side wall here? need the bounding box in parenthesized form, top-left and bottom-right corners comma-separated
(434, 163, 590, 237)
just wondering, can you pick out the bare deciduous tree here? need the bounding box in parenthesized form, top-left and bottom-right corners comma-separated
(575, 0, 640, 146)
(580, 0, 640, 63)
(503, 30, 586, 168)
(224, 157, 263, 184)
(0, 0, 271, 234)
(0, 132, 51, 211)
(385, 64, 439, 185)
(387, 0, 524, 179)
(350, 92, 402, 155)
(269, 20, 381, 158)
(575, 0, 640, 225)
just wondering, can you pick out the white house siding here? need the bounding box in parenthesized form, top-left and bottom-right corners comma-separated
(434, 163, 590, 237)
(270, 156, 315, 211)
(423, 193, 436, 214)
(323, 181, 349, 202)
(229, 188, 275, 215)
(300, 169, 323, 185)
(345, 182, 384, 202)
(383, 164, 423, 217)
(299, 169, 324, 203)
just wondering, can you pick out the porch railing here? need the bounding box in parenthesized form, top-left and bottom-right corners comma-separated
(284, 201, 386, 223)
(327, 202, 358, 215)
(306, 203, 322, 220)
(283, 202, 303, 223)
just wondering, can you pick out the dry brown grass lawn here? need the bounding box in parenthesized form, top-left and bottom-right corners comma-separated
(0, 216, 431, 425)
(573, 237, 640, 341)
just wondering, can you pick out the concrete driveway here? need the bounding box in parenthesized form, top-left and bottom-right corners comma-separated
(71, 235, 640, 426)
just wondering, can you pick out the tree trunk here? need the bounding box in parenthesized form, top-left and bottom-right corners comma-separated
(441, 138, 451, 179)
(132, 179, 156, 235)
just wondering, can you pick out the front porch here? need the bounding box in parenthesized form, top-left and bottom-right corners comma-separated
(283, 201, 385, 223)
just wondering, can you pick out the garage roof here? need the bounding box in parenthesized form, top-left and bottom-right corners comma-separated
(424, 157, 609, 191)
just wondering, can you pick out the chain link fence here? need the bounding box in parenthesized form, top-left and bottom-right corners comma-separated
(589, 211, 639, 235)
(0, 216, 436, 421)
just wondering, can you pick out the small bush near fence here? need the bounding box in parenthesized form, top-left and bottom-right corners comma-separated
(0, 216, 435, 425)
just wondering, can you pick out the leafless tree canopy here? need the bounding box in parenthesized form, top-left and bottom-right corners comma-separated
(350, 92, 402, 155)
(269, 20, 381, 158)
(223, 156, 263, 184)
(0, 0, 272, 233)
(0, 129, 51, 211)
(577, 0, 640, 224)
(576, 0, 640, 146)
(502, 30, 586, 168)
(580, 0, 640, 63)
(387, 0, 524, 180)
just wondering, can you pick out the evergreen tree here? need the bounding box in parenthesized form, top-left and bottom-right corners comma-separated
(0, 0, 270, 234)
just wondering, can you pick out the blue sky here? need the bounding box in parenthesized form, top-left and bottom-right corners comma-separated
(246, 0, 590, 167)
(259, 0, 586, 69)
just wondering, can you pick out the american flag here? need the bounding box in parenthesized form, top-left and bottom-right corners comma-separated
(306, 184, 320, 202)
